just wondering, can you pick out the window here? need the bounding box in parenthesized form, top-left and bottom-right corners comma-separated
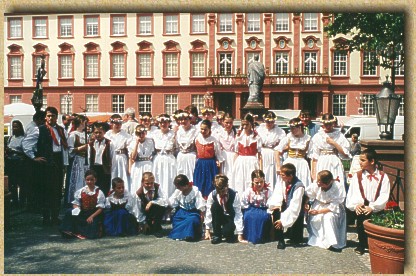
(86, 55, 99, 78)
(333, 51, 347, 76)
(85, 15, 99, 36)
(86, 95, 99, 112)
(43, 95, 48, 106)
(219, 13, 233, 33)
(138, 53, 151, 77)
(58, 16, 73, 37)
(165, 14, 179, 34)
(112, 95, 125, 113)
(362, 94, 375, 115)
(60, 55, 73, 78)
(111, 15, 126, 36)
(332, 95, 347, 116)
(275, 52, 289, 74)
(138, 95, 152, 113)
(191, 53, 205, 77)
(33, 17, 47, 38)
(219, 53, 232, 75)
(165, 94, 178, 115)
(191, 14, 205, 33)
(304, 13, 318, 31)
(246, 13, 260, 32)
(112, 54, 125, 78)
(362, 51, 377, 76)
(10, 95, 22, 103)
(138, 14, 152, 35)
(394, 52, 404, 76)
(8, 17, 22, 38)
(165, 53, 178, 77)
(60, 94, 73, 114)
(275, 13, 289, 32)
(34, 55, 48, 78)
(398, 96, 404, 116)
(191, 95, 205, 112)
(304, 52, 317, 74)
(10, 56, 22, 79)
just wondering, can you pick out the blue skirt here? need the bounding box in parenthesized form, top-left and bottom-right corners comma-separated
(193, 158, 218, 198)
(243, 206, 272, 244)
(103, 208, 138, 237)
(168, 208, 202, 240)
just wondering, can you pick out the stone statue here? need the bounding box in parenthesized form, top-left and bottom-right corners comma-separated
(247, 54, 265, 102)
(32, 55, 47, 111)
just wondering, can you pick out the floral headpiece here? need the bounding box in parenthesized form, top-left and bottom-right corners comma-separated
(262, 113, 276, 122)
(173, 112, 191, 120)
(110, 118, 123, 124)
(156, 115, 172, 122)
(135, 127, 147, 133)
(139, 115, 152, 120)
(201, 107, 215, 114)
(287, 120, 303, 127)
(321, 118, 337, 124)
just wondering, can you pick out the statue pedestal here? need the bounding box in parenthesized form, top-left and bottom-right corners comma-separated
(241, 100, 266, 120)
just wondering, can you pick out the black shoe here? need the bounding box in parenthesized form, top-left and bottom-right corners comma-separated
(354, 246, 365, 255)
(211, 236, 221, 244)
(277, 240, 286, 250)
(183, 236, 193, 242)
(225, 236, 237, 243)
(328, 246, 342, 253)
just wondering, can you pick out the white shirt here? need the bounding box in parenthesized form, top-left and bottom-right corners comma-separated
(105, 190, 136, 214)
(168, 186, 206, 212)
(132, 186, 168, 223)
(72, 186, 106, 208)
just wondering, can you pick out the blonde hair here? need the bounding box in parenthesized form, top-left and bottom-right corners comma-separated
(142, 171, 155, 182)
(213, 174, 229, 190)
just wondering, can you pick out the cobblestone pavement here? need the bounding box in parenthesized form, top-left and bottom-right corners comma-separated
(4, 209, 371, 274)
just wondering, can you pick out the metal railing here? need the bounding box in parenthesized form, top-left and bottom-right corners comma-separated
(379, 162, 405, 204)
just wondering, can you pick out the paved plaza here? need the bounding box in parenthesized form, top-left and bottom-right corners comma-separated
(4, 209, 371, 274)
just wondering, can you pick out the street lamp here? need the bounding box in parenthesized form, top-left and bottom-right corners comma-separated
(65, 90, 73, 114)
(372, 76, 401, 140)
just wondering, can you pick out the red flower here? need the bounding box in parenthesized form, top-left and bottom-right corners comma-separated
(385, 200, 399, 210)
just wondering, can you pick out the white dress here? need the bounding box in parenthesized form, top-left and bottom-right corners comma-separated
(217, 127, 236, 184)
(306, 180, 347, 249)
(105, 129, 133, 191)
(67, 130, 88, 203)
(152, 129, 177, 198)
(277, 133, 312, 189)
(128, 137, 155, 195)
(257, 123, 286, 190)
(310, 129, 350, 184)
(176, 125, 198, 182)
(232, 132, 262, 196)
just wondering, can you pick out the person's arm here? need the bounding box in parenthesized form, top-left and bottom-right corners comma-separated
(204, 194, 214, 239)
(369, 172, 391, 213)
(233, 193, 248, 243)
(87, 208, 102, 224)
(278, 187, 304, 229)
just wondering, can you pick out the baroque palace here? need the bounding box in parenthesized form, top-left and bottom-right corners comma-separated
(4, 13, 404, 119)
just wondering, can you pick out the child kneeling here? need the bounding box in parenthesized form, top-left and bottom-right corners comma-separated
(168, 174, 206, 241)
(205, 174, 246, 244)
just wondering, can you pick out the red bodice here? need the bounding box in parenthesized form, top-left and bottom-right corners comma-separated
(196, 140, 215, 159)
(237, 142, 258, 156)
(81, 189, 99, 211)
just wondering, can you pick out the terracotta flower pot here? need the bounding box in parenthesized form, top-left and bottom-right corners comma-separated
(364, 219, 405, 274)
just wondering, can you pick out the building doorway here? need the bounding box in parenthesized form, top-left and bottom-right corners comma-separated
(269, 92, 293, 110)
(214, 92, 234, 116)
(300, 92, 321, 118)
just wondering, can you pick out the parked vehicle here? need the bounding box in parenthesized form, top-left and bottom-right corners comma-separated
(342, 116, 404, 141)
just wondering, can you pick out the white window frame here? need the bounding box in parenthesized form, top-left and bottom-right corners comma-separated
(10, 56, 22, 79)
(247, 13, 260, 32)
(139, 94, 152, 113)
(60, 55, 73, 78)
(112, 94, 125, 113)
(304, 13, 318, 31)
(9, 18, 22, 38)
(34, 18, 47, 38)
(10, 95, 22, 104)
(165, 15, 178, 34)
(332, 94, 347, 116)
(60, 94, 73, 114)
(139, 15, 152, 35)
(112, 16, 125, 35)
(398, 96, 404, 116)
(138, 53, 151, 77)
(112, 54, 125, 78)
(60, 17, 72, 37)
(191, 95, 205, 113)
(304, 52, 317, 74)
(362, 94, 375, 116)
(192, 53, 205, 77)
(86, 94, 99, 112)
(363, 51, 377, 76)
(34, 56, 47, 78)
(165, 94, 178, 115)
(86, 16, 99, 36)
(275, 13, 289, 32)
(192, 14, 205, 33)
(43, 95, 48, 106)
(219, 53, 232, 75)
(165, 53, 178, 77)
(219, 13, 233, 33)
(275, 52, 289, 74)
(394, 52, 404, 76)
(333, 51, 347, 76)
(86, 55, 99, 78)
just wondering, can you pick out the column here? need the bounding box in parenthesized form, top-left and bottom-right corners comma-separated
(236, 13, 244, 73)
(208, 13, 216, 74)
(292, 13, 301, 72)
(264, 13, 272, 71)
(235, 92, 242, 119)
(293, 91, 300, 110)
(322, 13, 331, 74)
(322, 90, 330, 114)
(264, 91, 270, 109)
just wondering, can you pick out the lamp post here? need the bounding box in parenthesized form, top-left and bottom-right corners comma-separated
(372, 76, 401, 140)
(64, 90, 73, 114)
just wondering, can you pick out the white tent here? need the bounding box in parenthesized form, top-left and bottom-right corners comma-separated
(4, 103, 36, 116)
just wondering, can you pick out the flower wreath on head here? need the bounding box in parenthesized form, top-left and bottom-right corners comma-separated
(110, 118, 123, 124)
(139, 115, 152, 120)
(287, 120, 303, 127)
(321, 118, 337, 124)
(201, 107, 215, 114)
(173, 112, 191, 120)
(156, 115, 171, 123)
(135, 127, 147, 133)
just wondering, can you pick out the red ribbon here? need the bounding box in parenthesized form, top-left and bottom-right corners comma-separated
(367, 174, 379, 182)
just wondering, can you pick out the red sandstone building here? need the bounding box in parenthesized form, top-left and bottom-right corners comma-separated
(4, 13, 404, 119)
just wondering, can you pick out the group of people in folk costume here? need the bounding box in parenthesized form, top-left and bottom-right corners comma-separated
(6, 105, 390, 254)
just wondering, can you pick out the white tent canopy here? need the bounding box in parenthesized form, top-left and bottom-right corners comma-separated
(4, 103, 36, 116)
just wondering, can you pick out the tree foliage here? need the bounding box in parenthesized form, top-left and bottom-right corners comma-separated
(325, 13, 404, 87)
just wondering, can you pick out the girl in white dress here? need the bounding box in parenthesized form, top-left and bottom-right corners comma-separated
(175, 110, 198, 182)
(276, 117, 312, 189)
(128, 124, 155, 195)
(232, 113, 262, 195)
(257, 111, 286, 190)
(152, 114, 177, 198)
(105, 114, 133, 191)
(310, 113, 351, 184)
(217, 113, 236, 185)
